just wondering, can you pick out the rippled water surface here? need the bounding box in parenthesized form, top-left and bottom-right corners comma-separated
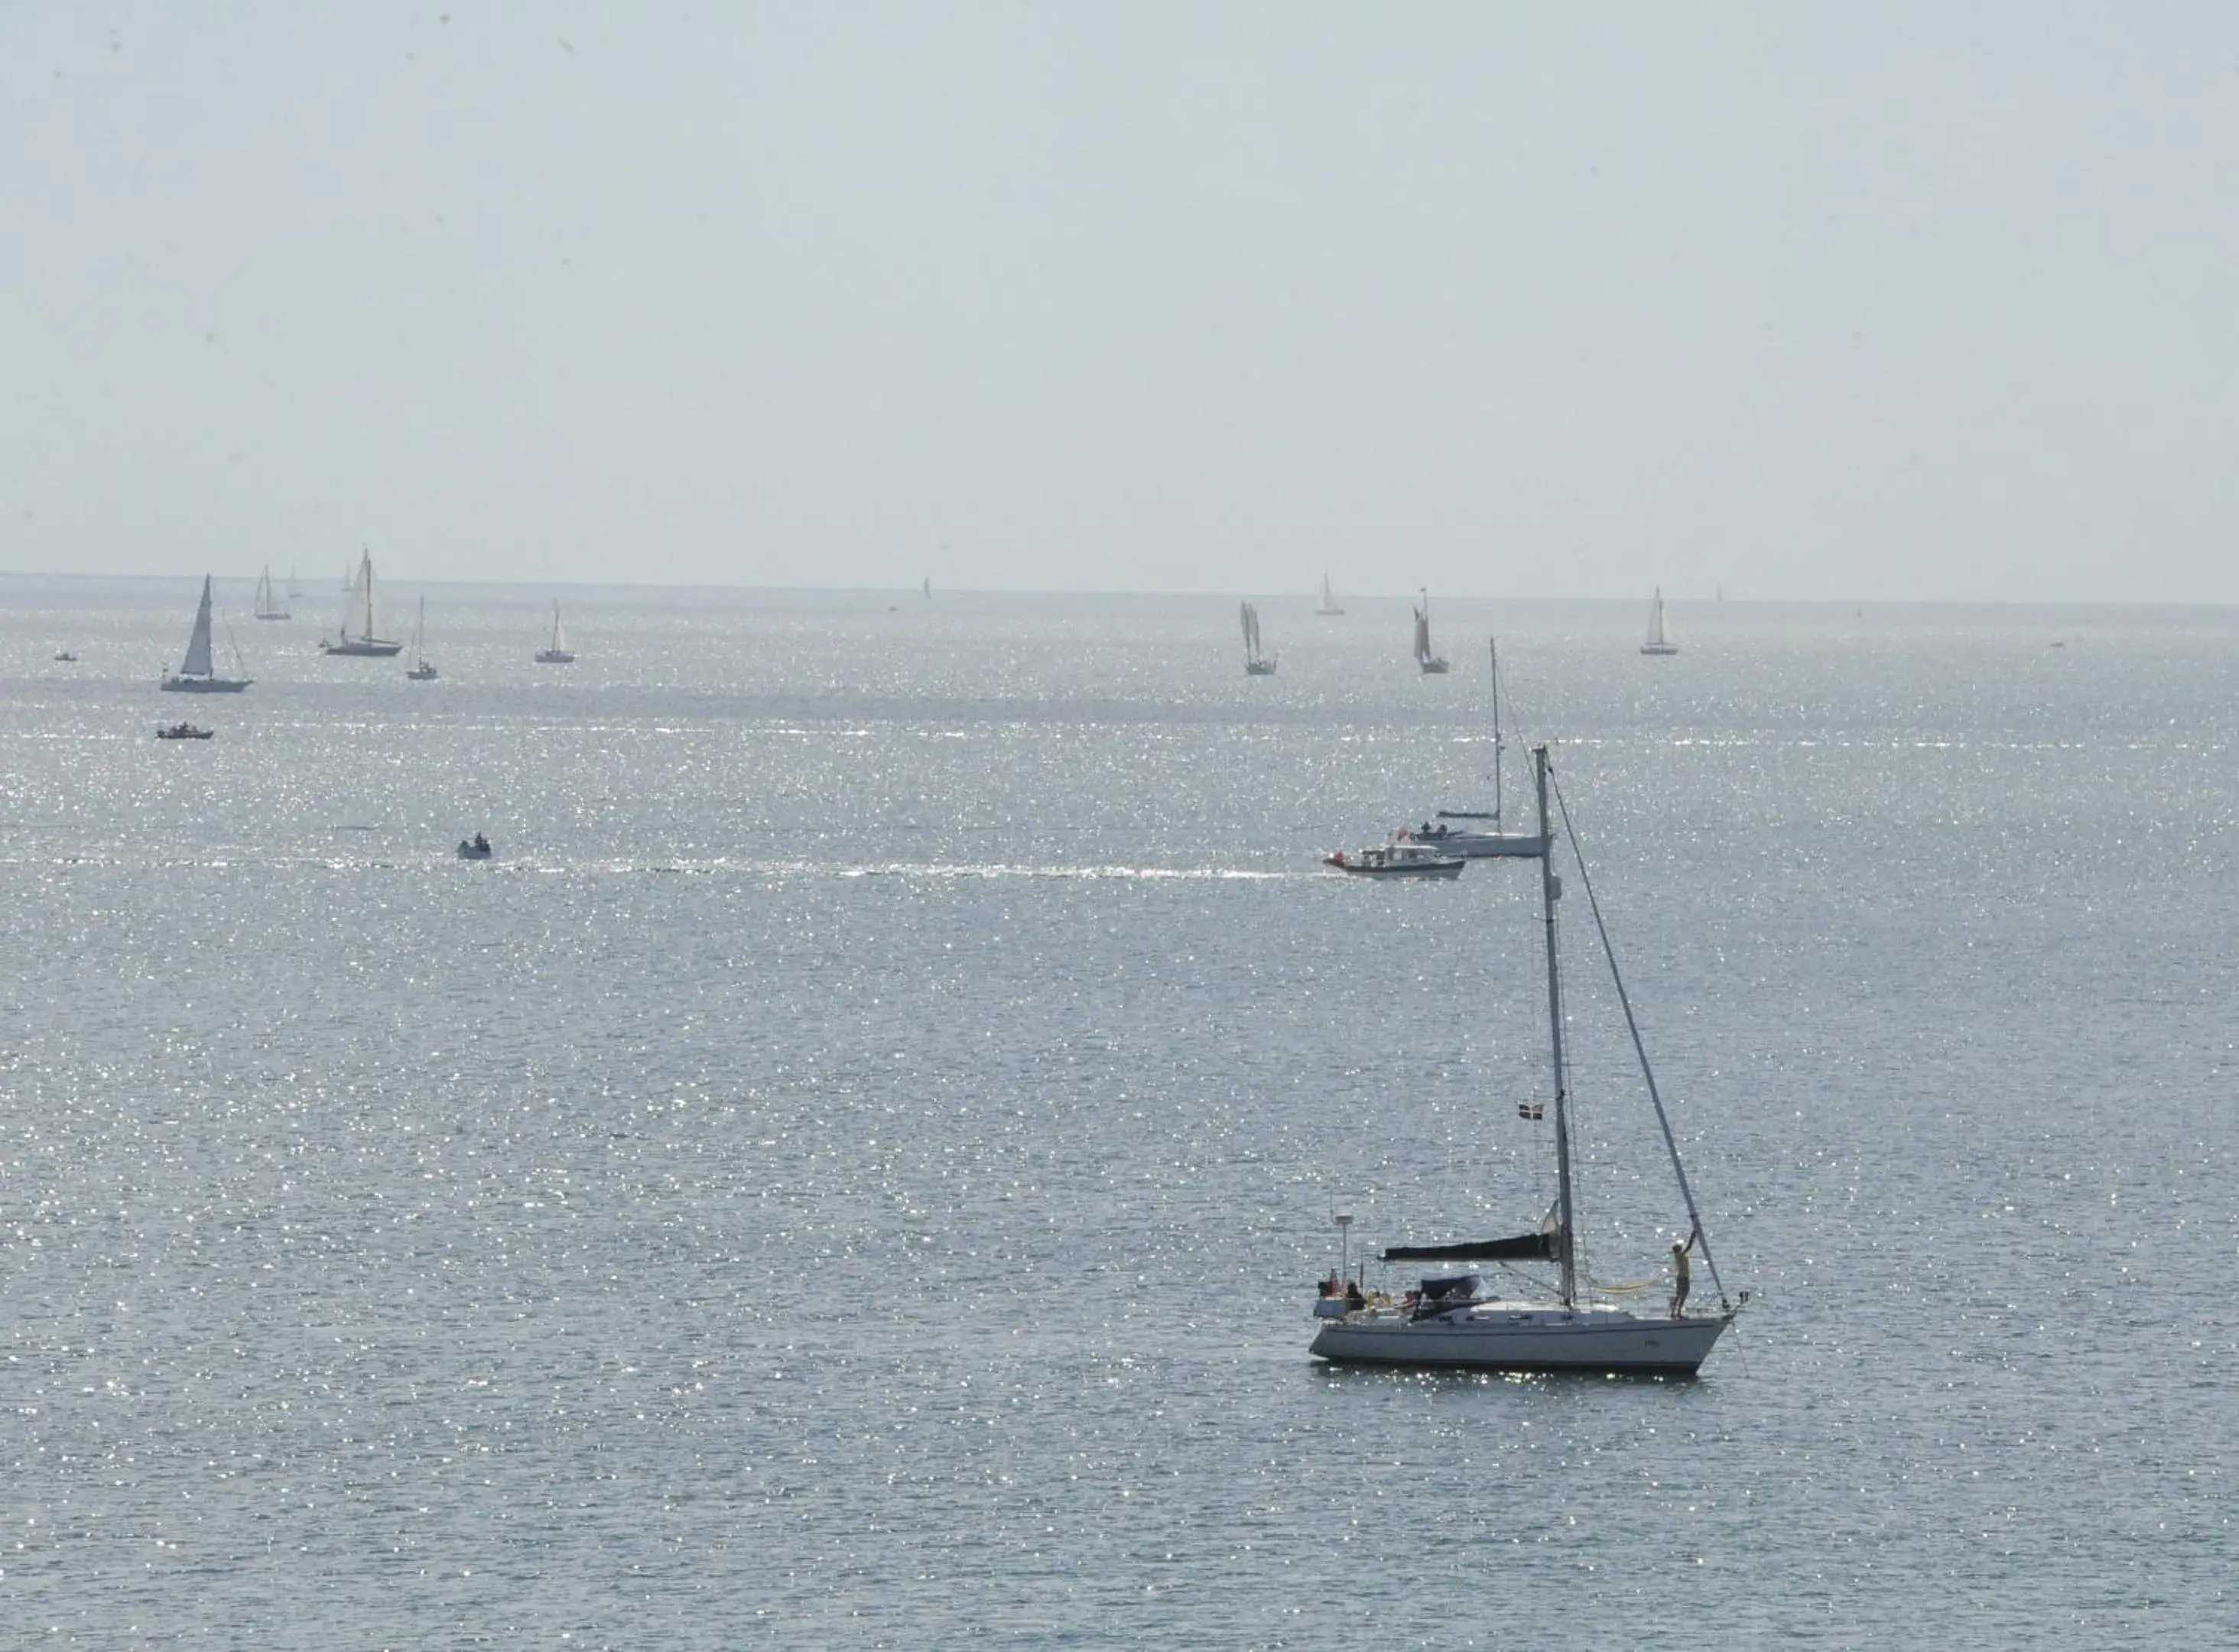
(4, 578, 2234, 1646)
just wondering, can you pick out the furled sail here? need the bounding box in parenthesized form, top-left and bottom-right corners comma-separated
(1383, 1231, 1559, 1263)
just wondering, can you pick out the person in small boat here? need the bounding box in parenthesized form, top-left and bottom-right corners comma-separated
(1669, 1228, 1698, 1318)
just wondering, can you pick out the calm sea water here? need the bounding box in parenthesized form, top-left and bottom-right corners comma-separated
(3, 576, 2234, 1647)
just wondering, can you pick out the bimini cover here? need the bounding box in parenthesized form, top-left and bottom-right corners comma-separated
(1383, 1231, 1558, 1263)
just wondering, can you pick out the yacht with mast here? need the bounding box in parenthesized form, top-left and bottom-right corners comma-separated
(322, 550, 404, 655)
(1240, 602, 1277, 676)
(1315, 570, 1344, 616)
(252, 565, 290, 620)
(1309, 745, 1741, 1374)
(535, 602, 576, 664)
(1409, 637, 1548, 858)
(161, 576, 253, 693)
(1640, 588, 1678, 656)
(1412, 589, 1449, 673)
(405, 597, 438, 680)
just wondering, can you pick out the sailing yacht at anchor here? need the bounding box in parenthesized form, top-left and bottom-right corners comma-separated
(1412, 637, 1547, 858)
(1309, 744, 1742, 1375)
(405, 597, 438, 680)
(1240, 602, 1277, 676)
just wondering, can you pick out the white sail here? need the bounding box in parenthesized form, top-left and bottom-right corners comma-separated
(1641, 588, 1677, 654)
(1317, 570, 1344, 615)
(342, 553, 381, 643)
(550, 605, 567, 654)
(181, 577, 216, 677)
(253, 565, 287, 620)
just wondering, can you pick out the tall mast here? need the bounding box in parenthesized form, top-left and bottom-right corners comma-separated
(1490, 637, 1503, 830)
(1533, 744, 1578, 1305)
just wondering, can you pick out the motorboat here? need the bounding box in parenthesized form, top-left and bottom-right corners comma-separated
(1321, 842, 1465, 878)
(157, 722, 214, 740)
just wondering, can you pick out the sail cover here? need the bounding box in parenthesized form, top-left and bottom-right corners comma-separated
(1383, 1231, 1558, 1263)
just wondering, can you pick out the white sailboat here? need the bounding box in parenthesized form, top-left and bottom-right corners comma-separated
(405, 597, 438, 680)
(1241, 602, 1277, 676)
(1415, 637, 1548, 858)
(252, 564, 290, 621)
(287, 566, 302, 599)
(1641, 587, 1678, 656)
(1310, 744, 1742, 1375)
(322, 550, 404, 656)
(1412, 589, 1449, 674)
(535, 602, 576, 664)
(1315, 570, 1345, 616)
(161, 576, 253, 693)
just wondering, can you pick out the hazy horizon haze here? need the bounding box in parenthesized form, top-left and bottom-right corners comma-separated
(7, 3, 2236, 602)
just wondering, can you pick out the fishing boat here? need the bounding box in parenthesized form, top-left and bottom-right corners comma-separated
(1640, 587, 1678, 656)
(1418, 637, 1548, 858)
(1315, 570, 1345, 616)
(405, 597, 438, 680)
(1321, 841, 1465, 878)
(322, 550, 404, 656)
(160, 576, 254, 693)
(253, 564, 290, 620)
(1241, 602, 1277, 676)
(156, 722, 214, 740)
(1413, 589, 1449, 674)
(535, 602, 576, 664)
(1309, 745, 1742, 1375)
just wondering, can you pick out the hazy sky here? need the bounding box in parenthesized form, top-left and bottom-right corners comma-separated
(6, 4, 2236, 601)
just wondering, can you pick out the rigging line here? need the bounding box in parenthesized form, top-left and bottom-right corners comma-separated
(1548, 761, 1730, 1310)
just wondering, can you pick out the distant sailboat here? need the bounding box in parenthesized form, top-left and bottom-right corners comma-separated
(405, 597, 438, 680)
(923, 576, 933, 599)
(535, 602, 576, 664)
(1316, 570, 1345, 616)
(1241, 602, 1277, 676)
(1641, 588, 1678, 656)
(1413, 589, 1449, 674)
(322, 550, 405, 656)
(287, 566, 303, 599)
(253, 564, 290, 621)
(161, 576, 253, 693)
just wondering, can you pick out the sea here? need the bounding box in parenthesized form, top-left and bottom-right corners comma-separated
(3, 576, 2233, 1647)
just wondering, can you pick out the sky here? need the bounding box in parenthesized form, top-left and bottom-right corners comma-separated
(5, 3, 2237, 602)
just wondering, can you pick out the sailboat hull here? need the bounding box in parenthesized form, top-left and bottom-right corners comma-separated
(322, 640, 404, 657)
(161, 675, 251, 693)
(1311, 1307, 1730, 1375)
(1640, 643, 1678, 657)
(1409, 830, 1549, 858)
